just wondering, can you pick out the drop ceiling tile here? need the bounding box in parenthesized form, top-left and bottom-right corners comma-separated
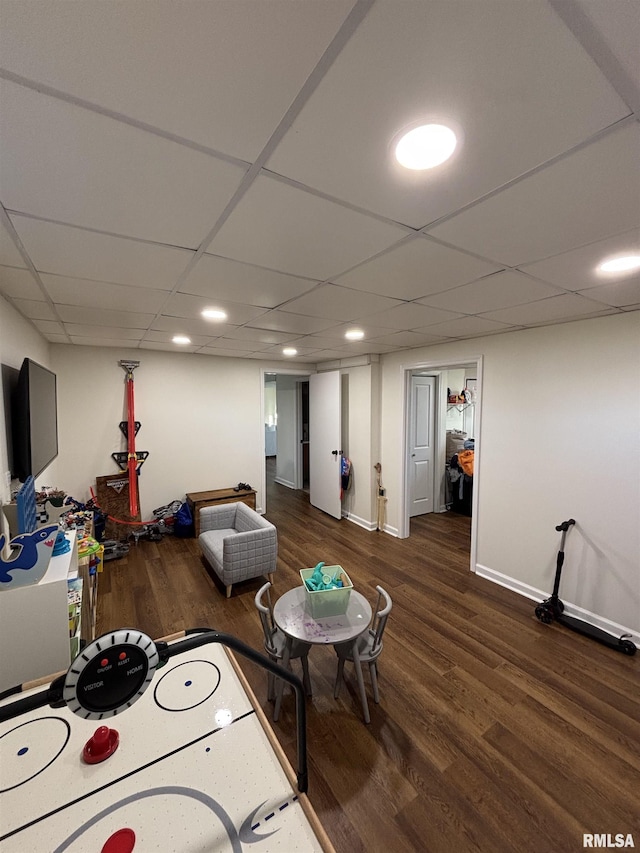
(295, 349, 349, 361)
(418, 316, 515, 338)
(1, 81, 246, 248)
(481, 293, 616, 325)
(330, 341, 399, 355)
(57, 305, 155, 328)
(46, 334, 72, 344)
(151, 316, 238, 337)
(10, 215, 192, 289)
(369, 330, 450, 348)
(162, 292, 271, 325)
(63, 324, 144, 340)
(308, 322, 402, 343)
(143, 331, 213, 347)
(32, 319, 65, 336)
(246, 351, 310, 362)
(41, 274, 169, 314)
(139, 341, 199, 353)
(0, 265, 44, 300)
(288, 325, 399, 353)
(261, 344, 323, 357)
(196, 347, 256, 359)
(267, 0, 629, 226)
(575, 0, 640, 89)
(521, 228, 640, 291)
(281, 283, 401, 321)
(246, 311, 338, 335)
(208, 174, 407, 280)
(203, 338, 272, 352)
(0, 220, 27, 267)
(578, 278, 640, 307)
(418, 271, 563, 314)
(278, 335, 334, 349)
(182, 253, 318, 306)
(0, 2, 352, 161)
(224, 327, 299, 345)
(333, 237, 502, 299)
(69, 337, 142, 348)
(428, 123, 640, 266)
(10, 298, 57, 321)
(363, 302, 461, 330)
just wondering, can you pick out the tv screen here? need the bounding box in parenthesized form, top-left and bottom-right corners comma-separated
(11, 358, 59, 483)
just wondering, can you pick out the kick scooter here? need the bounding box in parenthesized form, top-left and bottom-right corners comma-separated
(534, 519, 636, 655)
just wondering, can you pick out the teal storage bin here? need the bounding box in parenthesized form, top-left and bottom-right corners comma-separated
(300, 566, 353, 618)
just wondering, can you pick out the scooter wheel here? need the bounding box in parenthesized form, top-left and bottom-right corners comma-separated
(535, 605, 553, 624)
(620, 640, 637, 656)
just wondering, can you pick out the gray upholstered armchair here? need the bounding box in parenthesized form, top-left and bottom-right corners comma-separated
(198, 502, 277, 598)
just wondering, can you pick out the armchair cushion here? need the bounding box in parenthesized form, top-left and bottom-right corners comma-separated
(198, 502, 277, 596)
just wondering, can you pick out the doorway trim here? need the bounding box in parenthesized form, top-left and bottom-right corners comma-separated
(260, 366, 313, 514)
(398, 354, 483, 574)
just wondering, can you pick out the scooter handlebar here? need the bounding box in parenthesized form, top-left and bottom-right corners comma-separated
(555, 519, 576, 532)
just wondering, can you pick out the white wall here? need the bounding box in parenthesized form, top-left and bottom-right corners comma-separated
(50, 345, 272, 516)
(380, 312, 640, 637)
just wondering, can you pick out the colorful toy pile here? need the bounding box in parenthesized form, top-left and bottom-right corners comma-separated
(303, 562, 348, 591)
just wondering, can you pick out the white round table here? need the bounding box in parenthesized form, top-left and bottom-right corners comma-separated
(273, 587, 373, 722)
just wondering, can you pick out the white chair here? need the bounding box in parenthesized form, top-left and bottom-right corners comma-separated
(333, 585, 392, 722)
(254, 582, 312, 721)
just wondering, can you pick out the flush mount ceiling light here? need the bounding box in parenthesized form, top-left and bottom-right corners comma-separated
(201, 308, 228, 321)
(597, 254, 640, 274)
(395, 123, 457, 170)
(345, 328, 365, 341)
(172, 335, 191, 345)
(282, 347, 298, 356)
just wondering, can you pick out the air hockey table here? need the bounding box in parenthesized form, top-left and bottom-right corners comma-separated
(0, 628, 334, 853)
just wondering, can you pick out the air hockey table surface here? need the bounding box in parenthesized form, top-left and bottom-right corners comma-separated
(0, 633, 333, 853)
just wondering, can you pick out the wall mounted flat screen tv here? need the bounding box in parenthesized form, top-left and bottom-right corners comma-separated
(11, 358, 59, 483)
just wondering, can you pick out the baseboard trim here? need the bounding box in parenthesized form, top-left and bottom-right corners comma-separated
(342, 510, 377, 532)
(475, 563, 640, 648)
(342, 511, 398, 536)
(273, 476, 295, 490)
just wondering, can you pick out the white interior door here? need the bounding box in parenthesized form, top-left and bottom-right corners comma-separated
(409, 375, 435, 517)
(309, 371, 342, 519)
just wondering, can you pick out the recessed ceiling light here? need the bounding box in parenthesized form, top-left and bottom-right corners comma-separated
(172, 335, 191, 345)
(201, 308, 228, 321)
(395, 123, 457, 170)
(282, 347, 297, 356)
(598, 254, 640, 274)
(345, 329, 365, 341)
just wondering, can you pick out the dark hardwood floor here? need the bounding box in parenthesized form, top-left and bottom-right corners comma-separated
(97, 476, 640, 853)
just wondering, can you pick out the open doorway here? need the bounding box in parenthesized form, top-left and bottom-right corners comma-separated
(400, 355, 482, 573)
(261, 369, 311, 511)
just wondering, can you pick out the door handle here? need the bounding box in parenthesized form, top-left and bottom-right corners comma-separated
(331, 449, 343, 456)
